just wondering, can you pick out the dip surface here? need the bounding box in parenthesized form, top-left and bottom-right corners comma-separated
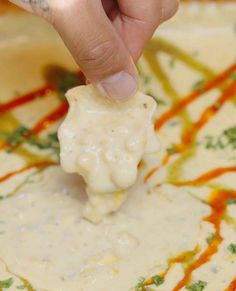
(0, 2, 236, 291)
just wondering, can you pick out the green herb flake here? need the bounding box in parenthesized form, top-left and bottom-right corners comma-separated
(48, 132, 58, 142)
(16, 285, 26, 290)
(228, 243, 236, 254)
(206, 233, 219, 245)
(167, 144, 177, 154)
(230, 72, 236, 80)
(202, 126, 236, 151)
(57, 72, 83, 94)
(6, 126, 29, 148)
(192, 80, 205, 92)
(226, 198, 236, 205)
(234, 22, 236, 34)
(155, 98, 166, 106)
(0, 277, 14, 288)
(224, 127, 236, 147)
(135, 277, 145, 291)
(186, 280, 207, 291)
(152, 275, 164, 287)
(169, 57, 176, 68)
(138, 70, 151, 85)
(146, 91, 166, 106)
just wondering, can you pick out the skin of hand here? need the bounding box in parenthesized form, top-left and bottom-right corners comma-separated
(8, 0, 178, 101)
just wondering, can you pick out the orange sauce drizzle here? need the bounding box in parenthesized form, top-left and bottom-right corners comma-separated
(225, 278, 236, 291)
(144, 166, 159, 183)
(143, 248, 198, 287)
(181, 81, 236, 148)
(0, 69, 86, 151)
(31, 101, 68, 135)
(145, 80, 236, 183)
(171, 166, 236, 186)
(0, 25, 235, 287)
(0, 161, 56, 184)
(173, 190, 236, 290)
(0, 102, 68, 151)
(155, 63, 236, 131)
(0, 85, 54, 114)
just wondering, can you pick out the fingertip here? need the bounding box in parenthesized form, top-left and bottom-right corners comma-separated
(161, 0, 179, 22)
(96, 70, 138, 101)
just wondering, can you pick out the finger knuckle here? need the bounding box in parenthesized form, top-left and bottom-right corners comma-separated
(79, 40, 121, 74)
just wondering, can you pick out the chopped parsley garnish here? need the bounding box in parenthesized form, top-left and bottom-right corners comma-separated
(224, 127, 236, 146)
(16, 285, 26, 290)
(5, 126, 30, 148)
(167, 144, 178, 154)
(0, 277, 13, 288)
(44, 66, 85, 97)
(226, 198, 236, 205)
(192, 51, 199, 57)
(230, 72, 236, 80)
(135, 277, 145, 291)
(202, 126, 236, 150)
(134, 275, 164, 291)
(152, 275, 164, 286)
(0, 127, 59, 154)
(169, 57, 176, 68)
(186, 280, 207, 291)
(57, 71, 82, 94)
(192, 79, 205, 92)
(27, 133, 59, 152)
(146, 91, 166, 106)
(48, 132, 58, 142)
(206, 233, 219, 245)
(154, 98, 166, 106)
(228, 243, 236, 254)
(138, 68, 151, 85)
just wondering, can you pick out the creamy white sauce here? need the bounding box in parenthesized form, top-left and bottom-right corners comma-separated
(58, 85, 158, 223)
(0, 3, 236, 291)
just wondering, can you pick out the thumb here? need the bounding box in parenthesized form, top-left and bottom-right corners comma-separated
(51, 0, 138, 101)
(8, 0, 138, 101)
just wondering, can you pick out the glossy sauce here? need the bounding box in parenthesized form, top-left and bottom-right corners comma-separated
(1, 4, 236, 290)
(0, 85, 54, 114)
(173, 190, 236, 290)
(172, 167, 236, 186)
(225, 278, 236, 291)
(145, 68, 236, 183)
(0, 161, 56, 185)
(155, 63, 236, 130)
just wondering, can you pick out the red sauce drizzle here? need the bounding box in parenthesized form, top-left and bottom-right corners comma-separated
(145, 80, 236, 183)
(181, 81, 236, 148)
(31, 101, 68, 135)
(172, 166, 236, 186)
(143, 248, 199, 287)
(173, 190, 236, 291)
(225, 278, 236, 291)
(155, 63, 236, 131)
(0, 84, 54, 114)
(0, 101, 68, 151)
(0, 161, 56, 184)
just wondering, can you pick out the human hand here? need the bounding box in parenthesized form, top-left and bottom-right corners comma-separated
(8, 0, 178, 100)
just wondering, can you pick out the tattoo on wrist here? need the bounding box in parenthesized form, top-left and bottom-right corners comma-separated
(22, 0, 49, 12)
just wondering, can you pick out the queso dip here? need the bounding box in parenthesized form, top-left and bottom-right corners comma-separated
(0, 2, 236, 290)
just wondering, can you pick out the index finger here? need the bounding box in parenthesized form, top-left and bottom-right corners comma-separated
(113, 0, 179, 60)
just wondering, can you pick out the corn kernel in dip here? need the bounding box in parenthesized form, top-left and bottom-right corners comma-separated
(58, 85, 159, 222)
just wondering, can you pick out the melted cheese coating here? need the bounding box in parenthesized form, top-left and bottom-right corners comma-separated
(58, 85, 159, 222)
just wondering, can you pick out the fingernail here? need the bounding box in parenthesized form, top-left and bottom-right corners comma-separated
(97, 71, 137, 101)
